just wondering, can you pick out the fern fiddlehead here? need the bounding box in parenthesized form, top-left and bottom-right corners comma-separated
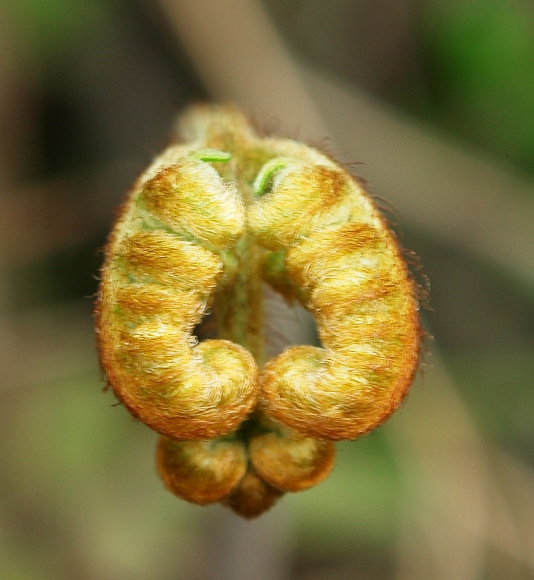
(96, 105, 421, 518)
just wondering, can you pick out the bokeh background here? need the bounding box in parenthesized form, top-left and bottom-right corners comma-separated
(1, 0, 534, 578)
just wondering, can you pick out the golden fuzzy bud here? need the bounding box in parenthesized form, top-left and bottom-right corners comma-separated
(96, 104, 422, 517)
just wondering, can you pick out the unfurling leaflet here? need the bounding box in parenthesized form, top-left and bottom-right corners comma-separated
(95, 105, 422, 518)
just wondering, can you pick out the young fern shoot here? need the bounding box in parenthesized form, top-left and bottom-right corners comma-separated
(95, 105, 421, 518)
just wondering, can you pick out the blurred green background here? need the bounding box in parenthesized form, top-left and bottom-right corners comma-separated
(1, 0, 534, 578)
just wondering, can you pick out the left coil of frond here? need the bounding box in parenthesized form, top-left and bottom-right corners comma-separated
(96, 154, 259, 440)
